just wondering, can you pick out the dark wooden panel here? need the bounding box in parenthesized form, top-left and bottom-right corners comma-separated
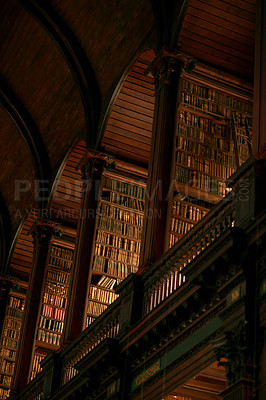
(114, 98, 154, 117)
(191, 0, 255, 26)
(201, 0, 255, 19)
(180, 28, 254, 63)
(181, 21, 253, 56)
(186, 5, 254, 37)
(102, 50, 154, 166)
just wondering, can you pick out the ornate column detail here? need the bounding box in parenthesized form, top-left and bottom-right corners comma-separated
(62, 150, 115, 341)
(11, 219, 60, 394)
(214, 321, 256, 400)
(215, 322, 250, 385)
(139, 49, 196, 268)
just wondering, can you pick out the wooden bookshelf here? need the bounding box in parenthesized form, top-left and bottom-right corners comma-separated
(170, 74, 253, 246)
(31, 239, 74, 379)
(86, 172, 146, 325)
(0, 289, 26, 399)
(30, 348, 48, 381)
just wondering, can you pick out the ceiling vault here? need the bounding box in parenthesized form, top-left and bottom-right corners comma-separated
(16, 0, 101, 148)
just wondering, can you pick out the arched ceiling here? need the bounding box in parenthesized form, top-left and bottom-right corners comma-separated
(178, 0, 256, 81)
(0, 0, 156, 256)
(0, 0, 256, 271)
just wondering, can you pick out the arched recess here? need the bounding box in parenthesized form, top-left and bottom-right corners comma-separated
(99, 49, 155, 168)
(17, 0, 101, 148)
(7, 208, 37, 282)
(7, 139, 86, 282)
(48, 140, 86, 227)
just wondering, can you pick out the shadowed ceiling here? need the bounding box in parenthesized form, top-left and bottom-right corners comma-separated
(0, 0, 256, 272)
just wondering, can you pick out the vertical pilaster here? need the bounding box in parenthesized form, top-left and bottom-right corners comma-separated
(62, 151, 115, 341)
(11, 220, 60, 393)
(139, 51, 183, 267)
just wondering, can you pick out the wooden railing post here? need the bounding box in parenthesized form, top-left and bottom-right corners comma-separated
(41, 352, 62, 398)
(115, 274, 143, 331)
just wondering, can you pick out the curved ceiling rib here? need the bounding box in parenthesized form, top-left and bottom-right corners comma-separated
(150, 0, 188, 48)
(0, 78, 51, 202)
(17, 0, 101, 148)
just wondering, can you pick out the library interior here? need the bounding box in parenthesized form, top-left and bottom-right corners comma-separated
(0, 0, 265, 399)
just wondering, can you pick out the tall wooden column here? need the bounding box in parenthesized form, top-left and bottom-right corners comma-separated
(253, 0, 266, 158)
(62, 151, 115, 341)
(139, 51, 183, 268)
(11, 219, 60, 393)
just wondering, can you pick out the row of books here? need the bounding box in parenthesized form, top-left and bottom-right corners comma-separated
(8, 296, 25, 310)
(103, 176, 146, 200)
(48, 256, 72, 271)
(0, 388, 10, 398)
(95, 243, 140, 266)
(4, 318, 21, 331)
(43, 293, 68, 308)
(169, 233, 180, 247)
(47, 268, 70, 285)
(0, 348, 15, 361)
(179, 123, 233, 146)
(181, 79, 253, 114)
(93, 256, 137, 277)
(172, 201, 207, 221)
(1, 338, 17, 350)
(170, 217, 194, 236)
(87, 301, 108, 317)
(179, 110, 225, 131)
(0, 359, 14, 375)
(175, 166, 226, 196)
(7, 308, 23, 320)
(97, 275, 116, 289)
(100, 202, 143, 225)
(41, 304, 65, 321)
(37, 328, 61, 346)
(98, 216, 142, 239)
(86, 316, 96, 327)
(96, 233, 141, 252)
(181, 92, 251, 122)
(89, 286, 118, 304)
(2, 329, 20, 340)
(50, 245, 73, 260)
(103, 191, 145, 211)
(45, 282, 68, 297)
(176, 136, 235, 155)
(39, 316, 64, 333)
(179, 115, 231, 138)
(30, 351, 47, 381)
(0, 375, 11, 388)
(175, 153, 235, 179)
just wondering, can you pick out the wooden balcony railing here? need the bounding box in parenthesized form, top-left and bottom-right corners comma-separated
(13, 158, 261, 400)
(61, 297, 120, 385)
(142, 195, 236, 314)
(12, 371, 45, 400)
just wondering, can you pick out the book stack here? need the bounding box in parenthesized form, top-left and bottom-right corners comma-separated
(87, 173, 146, 325)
